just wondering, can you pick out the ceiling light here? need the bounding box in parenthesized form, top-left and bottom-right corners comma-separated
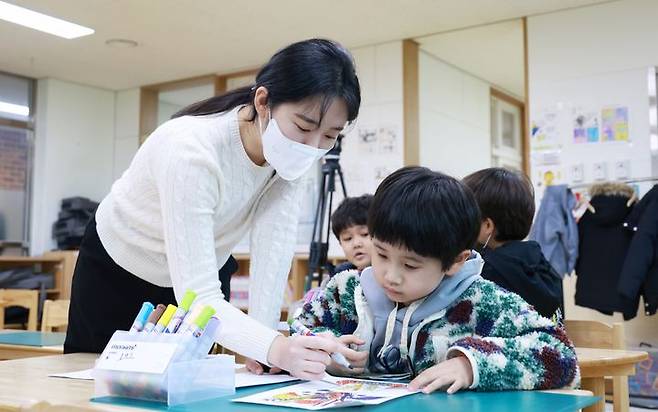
(0, 1, 94, 39)
(105, 38, 138, 48)
(0, 101, 29, 117)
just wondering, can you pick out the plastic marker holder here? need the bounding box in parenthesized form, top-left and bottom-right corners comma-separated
(165, 290, 197, 334)
(142, 304, 166, 334)
(290, 319, 351, 369)
(152, 304, 177, 334)
(94, 330, 235, 406)
(129, 302, 154, 334)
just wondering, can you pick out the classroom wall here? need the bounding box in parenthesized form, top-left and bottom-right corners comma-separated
(418, 50, 492, 178)
(528, 0, 658, 345)
(31, 79, 116, 254)
(114, 89, 140, 180)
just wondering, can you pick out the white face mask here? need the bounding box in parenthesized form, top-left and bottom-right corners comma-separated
(259, 111, 332, 181)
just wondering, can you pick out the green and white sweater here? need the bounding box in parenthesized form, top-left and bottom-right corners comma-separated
(295, 269, 580, 391)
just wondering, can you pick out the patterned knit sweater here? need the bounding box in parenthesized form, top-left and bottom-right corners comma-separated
(295, 271, 580, 391)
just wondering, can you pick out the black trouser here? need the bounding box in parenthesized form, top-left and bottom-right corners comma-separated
(64, 217, 237, 354)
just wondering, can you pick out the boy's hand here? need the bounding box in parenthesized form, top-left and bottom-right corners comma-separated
(408, 354, 473, 394)
(318, 332, 368, 374)
(245, 358, 282, 375)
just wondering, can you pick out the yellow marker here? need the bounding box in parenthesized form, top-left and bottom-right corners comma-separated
(152, 304, 177, 334)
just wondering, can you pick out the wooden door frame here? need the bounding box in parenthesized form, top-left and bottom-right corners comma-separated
(138, 69, 258, 143)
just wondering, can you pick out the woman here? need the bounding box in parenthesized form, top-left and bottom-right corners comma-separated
(65, 39, 364, 380)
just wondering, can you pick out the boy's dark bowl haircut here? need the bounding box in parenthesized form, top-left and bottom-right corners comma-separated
(368, 167, 480, 268)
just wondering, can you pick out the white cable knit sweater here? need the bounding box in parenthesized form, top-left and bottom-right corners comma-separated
(95, 106, 302, 364)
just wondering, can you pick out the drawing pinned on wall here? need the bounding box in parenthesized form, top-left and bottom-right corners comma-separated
(377, 126, 398, 154)
(601, 106, 629, 142)
(531, 150, 562, 166)
(534, 166, 564, 188)
(531, 109, 561, 151)
(357, 127, 378, 153)
(572, 109, 599, 144)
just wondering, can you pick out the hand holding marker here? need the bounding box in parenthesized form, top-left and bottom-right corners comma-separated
(290, 319, 352, 369)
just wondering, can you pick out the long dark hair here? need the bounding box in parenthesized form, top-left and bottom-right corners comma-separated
(173, 39, 361, 124)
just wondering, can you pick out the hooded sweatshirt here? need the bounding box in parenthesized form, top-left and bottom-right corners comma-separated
(480, 241, 562, 319)
(575, 183, 634, 317)
(359, 253, 483, 374)
(530, 185, 579, 277)
(293, 251, 579, 391)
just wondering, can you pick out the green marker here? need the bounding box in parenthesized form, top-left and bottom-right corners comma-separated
(165, 290, 197, 333)
(183, 306, 216, 338)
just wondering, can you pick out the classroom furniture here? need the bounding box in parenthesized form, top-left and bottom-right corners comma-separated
(0, 353, 598, 412)
(0, 251, 78, 300)
(40, 300, 70, 332)
(565, 320, 627, 412)
(0, 290, 38, 331)
(575, 347, 648, 412)
(0, 330, 64, 360)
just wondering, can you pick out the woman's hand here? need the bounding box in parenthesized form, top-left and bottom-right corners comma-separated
(317, 333, 368, 375)
(267, 335, 364, 380)
(408, 355, 473, 394)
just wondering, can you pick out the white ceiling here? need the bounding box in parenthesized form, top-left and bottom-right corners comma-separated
(0, 0, 615, 91)
(417, 19, 525, 98)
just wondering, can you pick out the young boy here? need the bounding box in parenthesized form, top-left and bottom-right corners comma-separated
(331, 195, 374, 275)
(294, 167, 579, 394)
(463, 168, 562, 319)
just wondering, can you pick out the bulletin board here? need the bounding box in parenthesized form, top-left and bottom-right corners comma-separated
(529, 67, 657, 201)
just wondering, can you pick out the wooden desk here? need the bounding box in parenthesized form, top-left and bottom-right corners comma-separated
(0, 354, 599, 412)
(576, 347, 648, 412)
(0, 330, 64, 360)
(0, 353, 131, 411)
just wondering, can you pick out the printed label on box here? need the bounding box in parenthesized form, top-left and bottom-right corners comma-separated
(96, 341, 178, 374)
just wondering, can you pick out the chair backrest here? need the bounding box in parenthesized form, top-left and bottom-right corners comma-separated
(563, 319, 625, 349)
(0, 289, 39, 331)
(40, 300, 70, 332)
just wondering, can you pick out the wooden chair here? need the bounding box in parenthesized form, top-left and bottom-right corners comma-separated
(40, 300, 70, 332)
(564, 320, 628, 412)
(0, 289, 38, 331)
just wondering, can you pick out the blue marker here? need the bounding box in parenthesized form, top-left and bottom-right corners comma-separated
(128, 302, 154, 334)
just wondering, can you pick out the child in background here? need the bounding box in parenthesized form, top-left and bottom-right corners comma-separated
(294, 167, 579, 394)
(463, 168, 562, 319)
(330, 195, 374, 276)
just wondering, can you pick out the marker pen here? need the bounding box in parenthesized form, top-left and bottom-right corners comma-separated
(176, 305, 202, 334)
(183, 306, 216, 337)
(290, 319, 352, 369)
(164, 290, 197, 333)
(193, 316, 221, 358)
(141, 304, 166, 333)
(128, 302, 154, 334)
(152, 304, 177, 334)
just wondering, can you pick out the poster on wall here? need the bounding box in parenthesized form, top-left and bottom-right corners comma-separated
(601, 106, 630, 142)
(530, 109, 561, 151)
(572, 108, 599, 144)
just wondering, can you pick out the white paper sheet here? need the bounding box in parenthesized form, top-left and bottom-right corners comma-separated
(233, 376, 417, 410)
(49, 368, 94, 380)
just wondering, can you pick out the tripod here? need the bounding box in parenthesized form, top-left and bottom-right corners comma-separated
(305, 135, 347, 292)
